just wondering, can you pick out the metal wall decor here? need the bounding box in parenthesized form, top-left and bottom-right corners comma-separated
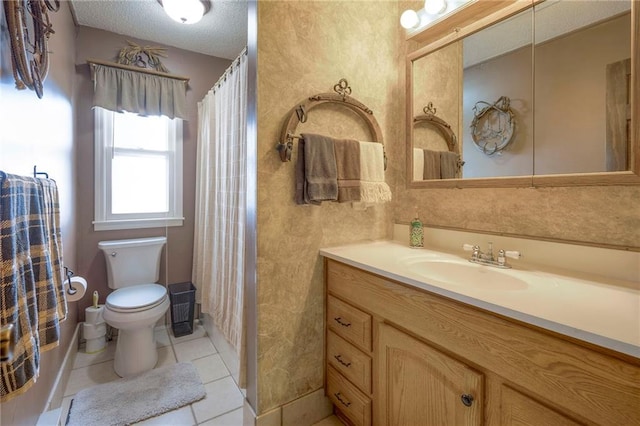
(3, 0, 60, 98)
(470, 96, 515, 155)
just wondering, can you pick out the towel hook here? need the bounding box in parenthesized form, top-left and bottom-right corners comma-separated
(33, 165, 49, 179)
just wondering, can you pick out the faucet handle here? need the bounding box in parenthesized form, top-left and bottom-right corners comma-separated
(462, 244, 475, 251)
(504, 250, 521, 259)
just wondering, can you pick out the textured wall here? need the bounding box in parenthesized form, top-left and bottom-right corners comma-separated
(74, 27, 231, 319)
(411, 42, 461, 180)
(0, 3, 79, 424)
(255, 0, 401, 413)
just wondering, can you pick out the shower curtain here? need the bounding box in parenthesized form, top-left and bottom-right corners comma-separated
(193, 50, 247, 361)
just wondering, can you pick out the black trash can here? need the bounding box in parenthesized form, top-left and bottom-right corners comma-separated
(168, 282, 196, 337)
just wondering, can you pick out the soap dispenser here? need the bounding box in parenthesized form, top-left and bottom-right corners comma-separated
(410, 209, 424, 248)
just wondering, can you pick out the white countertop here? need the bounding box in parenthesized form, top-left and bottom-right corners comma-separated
(320, 240, 640, 358)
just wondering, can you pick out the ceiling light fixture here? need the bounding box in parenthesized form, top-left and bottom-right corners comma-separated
(159, 0, 211, 25)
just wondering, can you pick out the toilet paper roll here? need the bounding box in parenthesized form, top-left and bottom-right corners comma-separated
(85, 305, 105, 324)
(66, 276, 87, 302)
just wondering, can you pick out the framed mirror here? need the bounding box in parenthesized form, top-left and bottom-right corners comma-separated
(406, 0, 639, 188)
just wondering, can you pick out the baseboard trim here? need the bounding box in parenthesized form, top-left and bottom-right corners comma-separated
(44, 322, 80, 412)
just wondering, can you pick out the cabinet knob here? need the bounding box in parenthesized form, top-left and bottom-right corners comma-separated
(461, 394, 474, 407)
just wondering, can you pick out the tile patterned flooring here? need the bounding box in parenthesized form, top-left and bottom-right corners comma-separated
(58, 323, 342, 426)
(59, 323, 244, 425)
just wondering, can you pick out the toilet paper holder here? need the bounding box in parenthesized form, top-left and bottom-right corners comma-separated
(64, 266, 77, 296)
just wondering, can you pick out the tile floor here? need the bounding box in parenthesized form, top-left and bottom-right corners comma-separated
(59, 322, 244, 425)
(57, 322, 343, 426)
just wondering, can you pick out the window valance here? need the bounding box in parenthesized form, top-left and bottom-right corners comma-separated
(89, 60, 188, 120)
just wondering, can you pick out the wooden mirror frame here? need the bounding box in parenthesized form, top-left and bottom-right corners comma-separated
(406, 0, 640, 188)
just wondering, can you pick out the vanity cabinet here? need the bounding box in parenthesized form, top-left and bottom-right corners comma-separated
(326, 295, 373, 425)
(324, 259, 640, 426)
(377, 323, 483, 425)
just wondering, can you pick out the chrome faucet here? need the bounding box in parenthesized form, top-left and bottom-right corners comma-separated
(463, 243, 521, 269)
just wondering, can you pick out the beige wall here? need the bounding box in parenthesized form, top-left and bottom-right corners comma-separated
(73, 27, 231, 319)
(0, 3, 79, 425)
(255, 0, 401, 413)
(412, 42, 461, 154)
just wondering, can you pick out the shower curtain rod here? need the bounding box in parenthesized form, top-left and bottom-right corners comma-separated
(211, 47, 248, 93)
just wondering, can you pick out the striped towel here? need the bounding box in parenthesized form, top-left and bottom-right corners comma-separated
(0, 171, 66, 402)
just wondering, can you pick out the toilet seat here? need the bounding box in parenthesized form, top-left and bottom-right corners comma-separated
(106, 284, 167, 313)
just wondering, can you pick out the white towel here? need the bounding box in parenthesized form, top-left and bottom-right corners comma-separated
(413, 148, 424, 181)
(352, 141, 392, 210)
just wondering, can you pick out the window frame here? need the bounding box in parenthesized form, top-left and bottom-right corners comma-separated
(93, 107, 184, 231)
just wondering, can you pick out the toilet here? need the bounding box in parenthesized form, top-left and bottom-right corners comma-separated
(99, 236, 169, 377)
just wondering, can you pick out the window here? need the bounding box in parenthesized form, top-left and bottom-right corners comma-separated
(94, 107, 183, 231)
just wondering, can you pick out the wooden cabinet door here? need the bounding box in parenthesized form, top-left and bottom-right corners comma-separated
(376, 323, 483, 426)
(500, 385, 583, 426)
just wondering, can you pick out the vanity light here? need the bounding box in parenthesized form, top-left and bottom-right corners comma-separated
(401, 8, 433, 29)
(402, 0, 470, 31)
(424, 0, 447, 16)
(160, 0, 210, 24)
(400, 9, 420, 29)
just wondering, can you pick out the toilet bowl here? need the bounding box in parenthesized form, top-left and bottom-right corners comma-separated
(103, 284, 169, 377)
(98, 237, 168, 378)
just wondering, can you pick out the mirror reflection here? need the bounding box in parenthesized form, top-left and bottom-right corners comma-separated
(410, 0, 632, 182)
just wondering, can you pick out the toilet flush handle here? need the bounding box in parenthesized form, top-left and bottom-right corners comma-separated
(110, 252, 117, 257)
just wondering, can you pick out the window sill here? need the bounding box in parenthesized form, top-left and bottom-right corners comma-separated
(93, 217, 184, 231)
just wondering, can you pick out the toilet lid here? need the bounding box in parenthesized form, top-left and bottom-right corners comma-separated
(106, 284, 167, 312)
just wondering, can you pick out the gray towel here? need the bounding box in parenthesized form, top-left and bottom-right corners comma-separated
(440, 151, 460, 179)
(423, 149, 441, 180)
(334, 138, 361, 203)
(295, 133, 338, 204)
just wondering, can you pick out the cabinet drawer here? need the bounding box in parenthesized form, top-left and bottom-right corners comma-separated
(327, 365, 372, 426)
(327, 330, 372, 394)
(327, 295, 372, 352)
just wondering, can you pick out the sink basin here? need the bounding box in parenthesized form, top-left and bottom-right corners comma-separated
(405, 260, 529, 291)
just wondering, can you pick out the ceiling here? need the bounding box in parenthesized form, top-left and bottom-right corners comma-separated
(69, 0, 248, 60)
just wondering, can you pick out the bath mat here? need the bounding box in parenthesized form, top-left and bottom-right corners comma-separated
(66, 362, 205, 426)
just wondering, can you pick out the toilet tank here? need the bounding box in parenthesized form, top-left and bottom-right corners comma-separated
(98, 237, 166, 289)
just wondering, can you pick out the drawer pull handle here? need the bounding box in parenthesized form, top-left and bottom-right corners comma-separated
(334, 317, 351, 327)
(334, 354, 351, 367)
(461, 394, 474, 407)
(334, 392, 352, 408)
